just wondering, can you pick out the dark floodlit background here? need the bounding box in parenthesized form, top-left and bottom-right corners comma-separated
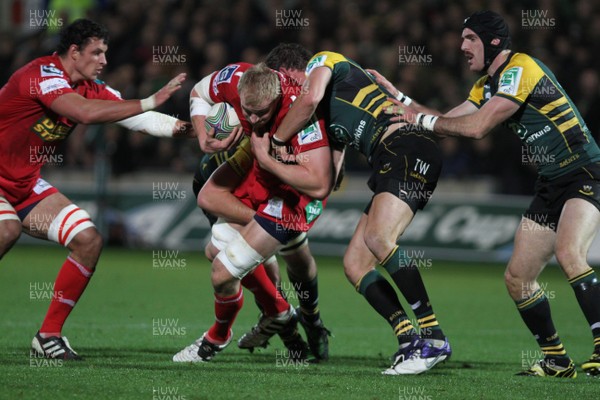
(2, 0, 599, 196)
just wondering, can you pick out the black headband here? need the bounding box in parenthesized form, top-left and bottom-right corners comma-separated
(464, 10, 511, 70)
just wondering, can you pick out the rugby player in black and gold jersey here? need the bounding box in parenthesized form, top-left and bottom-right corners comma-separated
(382, 10, 600, 378)
(264, 51, 451, 375)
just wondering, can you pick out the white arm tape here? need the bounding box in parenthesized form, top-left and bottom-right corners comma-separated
(416, 113, 439, 131)
(190, 74, 215, 117)
(395, 91, 413, 106)
(116, 112, 178, 137)
(190, 97, 212, 117)
(140, 95, 156, 112)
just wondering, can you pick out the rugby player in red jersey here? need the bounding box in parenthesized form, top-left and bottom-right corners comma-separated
(0, 19, 190, 360)
(186, 45, 336, 361)
(173, 63, 336, 363)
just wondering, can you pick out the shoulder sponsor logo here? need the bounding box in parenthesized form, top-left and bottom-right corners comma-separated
(215, 65, 240, 84)
(306, 55, 327, 75)
(212, 64, 240, 95)
(38, 78, 70, 95)
(40, 64, 63, 77)
(297, 121, 323, 145)
(498, 67, 524, 96)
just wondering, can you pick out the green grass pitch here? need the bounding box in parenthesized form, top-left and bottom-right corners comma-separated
(0, 246, 597, 399)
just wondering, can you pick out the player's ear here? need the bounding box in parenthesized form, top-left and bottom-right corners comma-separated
(68, 44, 80, 59)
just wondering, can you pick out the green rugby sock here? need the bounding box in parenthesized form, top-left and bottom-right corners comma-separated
(382, 246, 445, 340)
(516, 288, 570, 366)
(356, 269, 417, 345)
(569, 269, 600, 352)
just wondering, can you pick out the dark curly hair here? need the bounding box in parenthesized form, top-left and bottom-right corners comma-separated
(56, 19, 109, 56)
(265, 43, 312, 71)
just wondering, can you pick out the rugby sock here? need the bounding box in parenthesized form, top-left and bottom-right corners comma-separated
(207, 287, 243, 344)
(356, 269, 418, 345)
(381, 246, 445, 340)
(40, 256, 93, 336)
(516, 288, 571, 366)
(290, 276, 321, 325)
(241, 264, 289, 316)
(569, 269, 600, 352)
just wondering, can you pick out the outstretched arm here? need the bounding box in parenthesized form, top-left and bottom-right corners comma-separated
(433, 96, 518, 138)
(385, 95, 518, 139)
(116, 112, 194, 138)
(366, 68, 440, 115)
(50, 73, 186, 125)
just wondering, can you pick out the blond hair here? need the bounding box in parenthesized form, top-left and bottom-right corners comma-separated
(238, 63, 280, 107)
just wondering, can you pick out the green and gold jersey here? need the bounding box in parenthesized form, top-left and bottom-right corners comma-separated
(468, 52, 600, 179)
(306, 51, 394, 156)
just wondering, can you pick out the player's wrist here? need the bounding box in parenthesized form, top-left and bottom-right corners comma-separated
(416, 112, 438, 131)
(271, 134, 286, 147)
(140, 95, 156, 112)
(395, 90, 412, 106)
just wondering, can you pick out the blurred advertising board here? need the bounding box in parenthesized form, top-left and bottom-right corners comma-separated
(18, 188, 600, 263)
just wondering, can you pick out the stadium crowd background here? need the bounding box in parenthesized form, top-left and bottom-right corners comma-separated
(1, 0, 599, 195)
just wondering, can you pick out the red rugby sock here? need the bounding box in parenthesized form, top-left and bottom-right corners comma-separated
(40, 256, 93, 336)
(206, 287, 244, 343)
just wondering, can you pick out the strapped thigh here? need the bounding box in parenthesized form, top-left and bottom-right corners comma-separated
(0, 197, 19, 222)
(47, 204, 95, 246)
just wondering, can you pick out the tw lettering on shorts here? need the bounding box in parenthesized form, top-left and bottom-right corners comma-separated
(397, 158, 433, 202)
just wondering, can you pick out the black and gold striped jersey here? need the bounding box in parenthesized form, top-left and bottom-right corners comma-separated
(306, 51, 394, 156)
(468, 52, 600, 179)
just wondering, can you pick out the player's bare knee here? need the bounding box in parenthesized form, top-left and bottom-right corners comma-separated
(342, 255, 361, 284)
(69, 228, 103, 261)
(363, 232, 393, 261)
(504, 268, 521, 294)
(554, 243, 586, 274)
(210, 259, 238, 295)
(0, 220, 21, 255)
(504, 266, 537, 299)
(284, 252, 315, 282)
(204, 242, 218, 261)
(212, 277, 236, 295)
